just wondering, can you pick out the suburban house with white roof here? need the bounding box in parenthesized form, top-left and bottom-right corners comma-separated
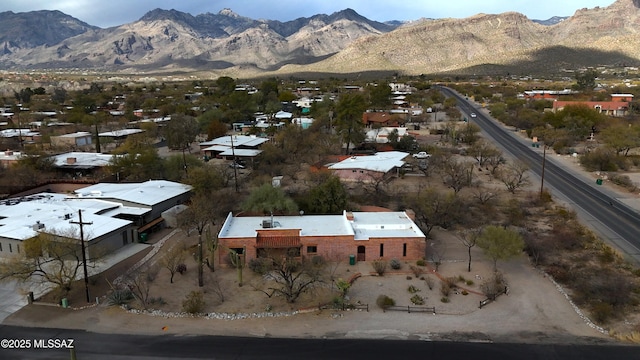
(74, 180, 192, 231)
(0, 180, 192, 259)
(217, 210, 426, 264)
(50, 152, 114, 178)
(50, 131, 93, 149)
(328, 151, 409, 183)
(0, 193, 136, 259)
(199, 135, 268, 161)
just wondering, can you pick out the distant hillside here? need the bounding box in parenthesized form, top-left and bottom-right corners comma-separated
(1, 1, 640, 77)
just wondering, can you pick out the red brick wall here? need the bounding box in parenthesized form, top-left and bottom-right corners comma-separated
(219, 235, 426, 265)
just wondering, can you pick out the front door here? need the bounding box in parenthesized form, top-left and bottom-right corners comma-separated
(357, 245, 366, 261)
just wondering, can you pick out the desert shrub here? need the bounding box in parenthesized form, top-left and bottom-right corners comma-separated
(248, 258, 272, 274)
(182, 291, 206, 314)
(149, 297, 166, 305)
(416, 259, 426, 266)
(598, 245, 618, 264)
(406, 276, 412, 280)
(461, 290, 469, 296)
(311, 255, 326, 267)
(410, 265, 424, 277)
(107, 289, 133, 306)
(176, 264, 187, 275)
(425, 276, 435, 290)
(389, 258, 402, 270)
(591, 302, 614, 323)
(610, 174, 637, 192)
(440, 297, 450, 303)
(444, 277, 458, 289)
(579, 148, 618, 172)
(330, 296, 346, 309)
(410, 294, 424, 305)
(466, 280, 474, 286)
(376, 294, 395, 310)
(407, 285, 421, 293)
(372, 260, 388, 276)
(440, 282, 451, 297)
(480, 273, 508, 300)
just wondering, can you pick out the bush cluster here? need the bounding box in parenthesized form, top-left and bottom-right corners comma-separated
(376, 294, 395, 309)
(182, 291, 206, 314)
(389, 258, 402, 270)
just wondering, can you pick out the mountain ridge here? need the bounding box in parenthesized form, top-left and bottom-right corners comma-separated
(0, 1, 639, 76)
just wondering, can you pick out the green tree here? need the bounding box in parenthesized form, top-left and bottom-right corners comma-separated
(574, 69, 599, 91)
(307, 176, 348, 214)
(215, 76, 236, 96)
(477, 225, 524, 272)
(367, 83, 392, 109)
(242, 183, 298, 215)
(600, 124, 640, 156)
(335, 93, 367, 155)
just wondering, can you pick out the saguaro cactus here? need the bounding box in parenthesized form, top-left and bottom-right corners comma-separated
(229, 246, 245, 287)
(205, 228, 219, 272)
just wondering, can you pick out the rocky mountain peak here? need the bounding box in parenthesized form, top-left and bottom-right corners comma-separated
(219, 8, 240, 18)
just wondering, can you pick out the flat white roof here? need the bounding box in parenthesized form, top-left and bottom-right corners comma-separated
(75, 180, 191, 207)
(328, 151, 409, 173)
(219, 213, 352, 238)
(51, 152, 113, 168)
(0, 193, 132, 241)
(219, 149, 262, 157)
(98, 129, 144, 137)
(55, 132, 91, 138)
(199, 135, 268, 148)
(218, 211, 424, 241)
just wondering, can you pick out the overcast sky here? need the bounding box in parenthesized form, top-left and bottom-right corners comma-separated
(0, 0, 618, 28)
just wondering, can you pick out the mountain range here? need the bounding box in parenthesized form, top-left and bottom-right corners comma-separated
(1, 0, 639, 77)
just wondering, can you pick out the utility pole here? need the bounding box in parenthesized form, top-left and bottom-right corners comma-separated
(540, 144, 547, 199)
(230, 134, 238, 193)
(70, 210, 92, 303)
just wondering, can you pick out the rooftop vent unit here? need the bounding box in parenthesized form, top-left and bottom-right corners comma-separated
(32, 221, 45, 230)
(262, 220, 273, 228)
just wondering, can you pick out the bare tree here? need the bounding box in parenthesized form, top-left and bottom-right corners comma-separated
(125, 265, 158, 309)
(254, 252, 326, 303)
(178, 192, 217, 287)
(457, 228, 481, 272)
(0, 229, 100, 301)
(498, 161, 530, 194)
(161, 241, 186, 283)
(440, 157, 475, 194)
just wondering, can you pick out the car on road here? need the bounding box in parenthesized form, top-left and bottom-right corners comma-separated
(412, 151, 431, 159)
(470, 113, 477, 118)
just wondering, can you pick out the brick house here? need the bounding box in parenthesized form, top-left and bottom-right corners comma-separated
(217, 210, 426, 264)
(552, 94, 634, 117)
(362, 111, 406, 127)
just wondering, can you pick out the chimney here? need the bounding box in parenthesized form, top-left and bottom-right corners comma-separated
(345, 211, 354, 221)
(66, 157, 76, 164)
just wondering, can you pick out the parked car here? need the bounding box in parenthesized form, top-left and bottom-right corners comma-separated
(229, 162, 245, 169)
(412, 151, 431, 159)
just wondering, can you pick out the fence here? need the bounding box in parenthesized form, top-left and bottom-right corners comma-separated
(383, 305, 436, 314)
(479, 286, 508, 309)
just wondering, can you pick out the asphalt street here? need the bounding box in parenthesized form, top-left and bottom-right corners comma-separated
(0, 325, 637, 360)
(439, 86, 640, 264)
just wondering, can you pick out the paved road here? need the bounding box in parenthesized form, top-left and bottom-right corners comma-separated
(0, 325, 637, 360)
(438, 86, 640, 263)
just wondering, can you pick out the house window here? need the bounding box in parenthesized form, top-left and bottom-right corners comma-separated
(230, 248, 244, 255)
(0, 242, 2, 251)
(307, 246, 317, 254)
(379, 243, 384, 257)
(287, 247, 301, 257)
(403, 243, 407, 257)
(9, 243, 12, 253)
(17, 244, 19, 254)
